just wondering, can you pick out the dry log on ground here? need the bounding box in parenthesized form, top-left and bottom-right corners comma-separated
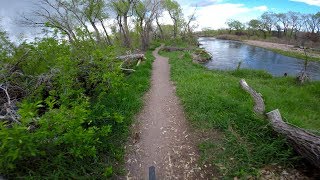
(239, 79, 320, 169)
(266, 109, 320, 168)
(239, 79, 265, 114)
(117, 54, 145, 61)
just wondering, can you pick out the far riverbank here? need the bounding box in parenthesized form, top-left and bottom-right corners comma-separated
(211, 35, 320, 62)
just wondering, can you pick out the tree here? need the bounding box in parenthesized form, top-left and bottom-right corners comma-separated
(109, 0, 135, 48)
(226, 19, 245, 34)
(276, 13, 290, 37)
(260, 12, 275, 35)
(163, 0, 183, 38)
(0, 27, 15, 59)
(154, 1, 165, 39)
(248, 19, 261, 36)
(305, 13, 319, 33)
(287, 11, 302, 38)
(82, 0, 105, 43)
(133, 0, 160, 50)
(184, 7, 197, 35)
(21, 0, 79, 43)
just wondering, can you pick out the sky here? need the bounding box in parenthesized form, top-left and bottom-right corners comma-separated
(0, 0, 320, 41)
(176, 0, 320, 30)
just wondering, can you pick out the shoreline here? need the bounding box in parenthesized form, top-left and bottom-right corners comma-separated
(201, 35, 320, 61)
(243, 40, 320, 61)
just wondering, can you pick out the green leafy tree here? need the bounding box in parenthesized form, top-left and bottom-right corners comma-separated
(163, 0, 183, 38)
(226, 19, 245, 34)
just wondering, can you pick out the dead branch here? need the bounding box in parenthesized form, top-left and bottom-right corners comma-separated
(117, 54, 146, 61)
(239, 79, 265, 115)
(0, 84, 21, 124)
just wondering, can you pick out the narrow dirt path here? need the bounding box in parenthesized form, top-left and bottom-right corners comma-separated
(124, 46, 214, 179)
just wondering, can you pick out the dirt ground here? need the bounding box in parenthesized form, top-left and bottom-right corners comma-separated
(123, 46, 217, 179)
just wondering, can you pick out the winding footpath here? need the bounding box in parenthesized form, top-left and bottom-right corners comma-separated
(124, 46, 214, 179)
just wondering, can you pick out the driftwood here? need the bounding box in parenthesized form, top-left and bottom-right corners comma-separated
(240, 79, 320, 168)
(266, 109, 320, 168)
(239, 79, 265, 115)
(117, 54, 145, 61)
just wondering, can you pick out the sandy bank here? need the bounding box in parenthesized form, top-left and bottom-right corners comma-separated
(244, 40, 320, 59)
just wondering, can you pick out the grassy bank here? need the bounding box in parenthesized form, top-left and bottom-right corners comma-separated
(268, 48, 320, 62)
(102, 50, 154, 177)
(160, 49, 320, 177)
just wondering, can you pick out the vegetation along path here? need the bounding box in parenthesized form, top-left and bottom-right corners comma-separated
(125, 46, 214, 179)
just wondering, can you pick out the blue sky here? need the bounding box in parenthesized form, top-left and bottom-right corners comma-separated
(175, 0, 320, 30)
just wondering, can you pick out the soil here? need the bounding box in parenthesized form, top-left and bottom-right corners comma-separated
(124, 45, 217, 179)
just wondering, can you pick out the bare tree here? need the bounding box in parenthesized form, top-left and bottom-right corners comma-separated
(21, 0, 80, 43)
(287, 11, 301, 38)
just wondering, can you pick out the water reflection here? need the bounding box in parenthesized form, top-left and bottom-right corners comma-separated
(199, 37, 320, 80)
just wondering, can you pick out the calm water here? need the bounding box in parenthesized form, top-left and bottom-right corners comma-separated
(199, 37, 320, 80)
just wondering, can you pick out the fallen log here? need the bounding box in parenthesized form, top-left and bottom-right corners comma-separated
(266, 109, 320, 168)
(162, 46, 193, 52)
(239, 79, 265, 115)
(240, 79, 320, 169)
(117, 54, 145, 61)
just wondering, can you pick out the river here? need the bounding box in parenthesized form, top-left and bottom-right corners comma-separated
(199, 37, 320, 80)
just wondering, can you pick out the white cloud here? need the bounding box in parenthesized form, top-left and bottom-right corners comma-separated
(290, 0, 320, 6)
(175, 3, 268, 30)
(190, 0, 223, 7)
(253, 6, 268, 11)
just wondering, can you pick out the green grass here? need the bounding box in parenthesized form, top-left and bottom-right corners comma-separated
(269, 48, 320, 62)
(160, 50, 320, 177)
(104, 50, 154, 177)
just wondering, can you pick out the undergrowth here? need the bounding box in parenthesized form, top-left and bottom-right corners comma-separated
(0, 37, 154, 178)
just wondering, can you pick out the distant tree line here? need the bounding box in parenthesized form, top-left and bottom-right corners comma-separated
(202, 11, 320, 43)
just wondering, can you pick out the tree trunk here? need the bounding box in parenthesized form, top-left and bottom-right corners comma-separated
(99, 19, 112, 45)
(90, 20, 101, 43)
(156, 16, 163, 39)
(266, 109, 320, 168)
(240, 79, 320, 169)
(123, 15, 131, 47)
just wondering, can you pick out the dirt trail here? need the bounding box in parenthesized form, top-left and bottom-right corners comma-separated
(124, 46, 213, 179)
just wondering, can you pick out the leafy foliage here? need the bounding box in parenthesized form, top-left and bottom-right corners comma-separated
(0, 31, 153, 177)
